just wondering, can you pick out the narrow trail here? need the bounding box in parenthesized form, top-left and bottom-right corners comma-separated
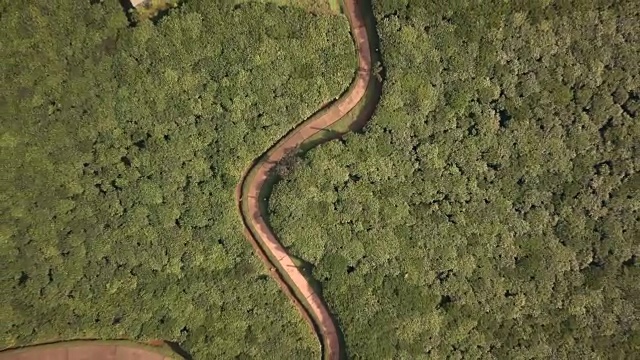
(236, 1, 378, 359)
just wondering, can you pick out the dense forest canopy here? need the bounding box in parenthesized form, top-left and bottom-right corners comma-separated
(0, 0, 354, 357)
(236, 0, 340, 14)
(270, 0, 639, 358)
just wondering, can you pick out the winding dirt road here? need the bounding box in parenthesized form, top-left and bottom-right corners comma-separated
(236, 1, 375, 359)
(2, 2, 376, 359)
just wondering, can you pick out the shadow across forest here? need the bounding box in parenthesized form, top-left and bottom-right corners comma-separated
(116, 0, 137, 26)
(165, 341, 193, 360)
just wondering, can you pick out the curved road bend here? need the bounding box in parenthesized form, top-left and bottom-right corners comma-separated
(1, 2, 374, 360)
(0, 343, 175, 360)
(236, 1, 374, 359)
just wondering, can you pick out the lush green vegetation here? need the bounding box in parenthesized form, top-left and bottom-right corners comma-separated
(3, 0, 638, 358)
(0, 0, 355, 357)
(270, 0, 640, 358)
(237, 0, 340, 14)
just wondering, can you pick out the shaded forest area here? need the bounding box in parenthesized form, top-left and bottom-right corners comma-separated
(0, 0, 355, 358)
(270, 0, 639, 358)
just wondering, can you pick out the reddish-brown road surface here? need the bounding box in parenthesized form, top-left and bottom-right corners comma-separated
(2, 2, 373, 359)
(236, 1, 374, 359)
(0, 344, 173, 360)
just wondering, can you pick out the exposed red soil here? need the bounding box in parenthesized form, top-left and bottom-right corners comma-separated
(0, 343, 173, 360)
(145, 340, 166, 347)
(235, 1, 374, 359)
